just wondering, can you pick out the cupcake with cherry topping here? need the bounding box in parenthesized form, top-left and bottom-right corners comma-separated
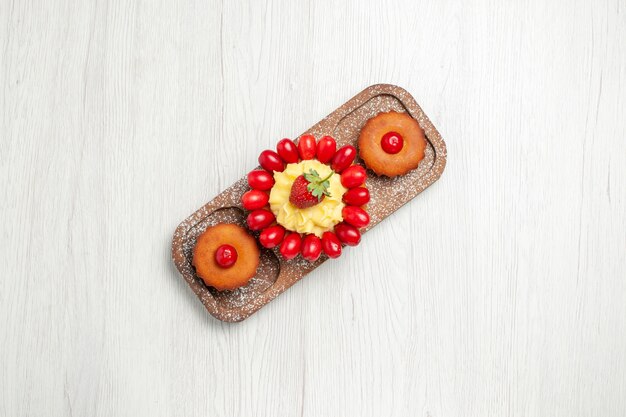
(358, 111, 426, 177)
(192, 223, 260, 291)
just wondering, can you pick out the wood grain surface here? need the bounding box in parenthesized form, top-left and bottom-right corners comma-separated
(1, 0, 625, 416)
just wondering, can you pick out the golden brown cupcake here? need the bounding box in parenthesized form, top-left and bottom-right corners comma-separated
(358, 111, 426, 177)
(192, 223, 260, 291)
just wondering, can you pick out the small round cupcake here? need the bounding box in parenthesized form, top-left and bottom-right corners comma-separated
(192, 223, 260, 291)
(358, 111, 426, 177)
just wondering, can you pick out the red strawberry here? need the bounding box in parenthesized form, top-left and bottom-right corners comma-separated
(289, 176, 319, 208)
(289, 169, 333, 209)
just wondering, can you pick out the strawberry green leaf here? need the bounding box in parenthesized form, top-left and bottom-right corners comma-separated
(303, 168, 333, 201)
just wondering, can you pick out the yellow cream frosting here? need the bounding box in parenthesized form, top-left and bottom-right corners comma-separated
(269, 160, 346, 237)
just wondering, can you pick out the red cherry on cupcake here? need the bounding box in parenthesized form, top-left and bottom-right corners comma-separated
(276, 138, 299, 164)
(301, 234, 322, 262)
(259, 225, 286, 248)
(340, 165, 366, 188)
(241, 190, 269, 210)
(258, 150, 285, 172)
(334, 223, 361, 246)
(247, 170, 274, 191)
(322, 232, 342, 259)
(316, 136, 337, 163)
(342, 206, 370, 228)
(343, 187, 370, 206)
(246, 209, 275, 231)
(331, 145, 356, 173)
(280, 233, 302, 260)
(298, 134, 317, 160)
(381, 131, 404, 154)
(215, 244, 237, 268)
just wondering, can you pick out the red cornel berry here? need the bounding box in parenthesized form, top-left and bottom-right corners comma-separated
(280, 233, 302, 260)
(340, 165, 366, 188)
(298, 135, 317, 160)
(334, 223, 361, 246)
(301, 234, 322, 262)
(322, 232, 342, 259)
(246, 209, 275, 231)
(258, 150, 285, 172)
(343, 187, 370, 206)
(316, 136, 337, 163)
(276, 138, 299, 164)
(241, 190, 269, 210)
(259, 225, 286, 249)
(331, 145, 356, 173)
(342, 206, 370, 228)
(247, 170, 274, 191)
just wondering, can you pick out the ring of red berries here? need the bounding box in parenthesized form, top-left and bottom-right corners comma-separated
(241, 134, 371, 262)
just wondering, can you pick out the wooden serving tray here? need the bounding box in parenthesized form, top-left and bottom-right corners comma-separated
(172, 84, 447, 322)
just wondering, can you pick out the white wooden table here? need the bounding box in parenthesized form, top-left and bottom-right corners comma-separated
(2, 1, 625, 416)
